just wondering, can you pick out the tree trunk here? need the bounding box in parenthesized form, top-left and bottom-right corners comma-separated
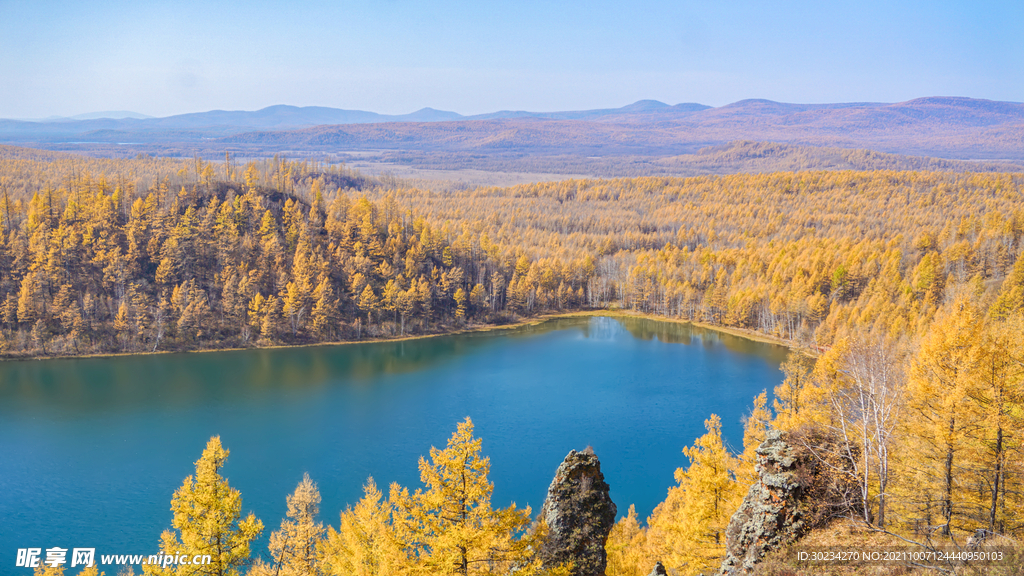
(989, 426, 1003, 533)
(941, 417, 955, 535)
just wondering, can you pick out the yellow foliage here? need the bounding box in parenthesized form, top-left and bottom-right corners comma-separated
(319, 477, 406, 576)
(144, 436, 263, 576)
(771, 351, 817, 432)
(897, 299, 984, 535)
(391, 417, 536, 576)
(263, 473, 324, 575)
(961, 313, 1024, 533)
(604, 505, 653, 576)
(648, 415, 743, 575)
(737, 390, 772, 487)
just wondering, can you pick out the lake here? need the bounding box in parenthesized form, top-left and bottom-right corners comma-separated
(0, 315, 788, 562)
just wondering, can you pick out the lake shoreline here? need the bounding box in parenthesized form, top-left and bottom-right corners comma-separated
(1, 302, 790, 559)
(0, 308, 797, 363)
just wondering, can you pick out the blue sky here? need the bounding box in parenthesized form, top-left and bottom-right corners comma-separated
(0, 0, 1020, 118)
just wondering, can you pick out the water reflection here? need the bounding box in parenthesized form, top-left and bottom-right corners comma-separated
(0, 316, 786, 416)
(0, 315, 789, 558)
(0, 326, 545, 414)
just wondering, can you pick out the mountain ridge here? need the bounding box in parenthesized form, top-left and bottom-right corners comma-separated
(3, 97, 1023, 163)
(4, 97, 1021, 135)
(1, 100, 705, 131)
(13, 96, 1017, 132)
(212, 97, 1024, 160)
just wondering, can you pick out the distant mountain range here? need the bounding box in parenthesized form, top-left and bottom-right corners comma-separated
(2, 97, 1023, 164)
(0, 100, 711, 134)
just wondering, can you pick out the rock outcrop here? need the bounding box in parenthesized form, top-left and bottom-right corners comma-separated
(718, 428, 861, 575)
(647, 560, 668, 576)
(717, 431, 809, 575)
(538, 447, 617, 576)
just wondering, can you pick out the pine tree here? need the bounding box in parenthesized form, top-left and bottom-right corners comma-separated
(382, 279, 400, 327)
(16, 271, 37, 326)
(311, 278, 339, 340)
(453, 288, 468, 323)
(772, 351, 816, 431)
(115, 299, 131, 351)
(248, 294, 266, 340)
(416, 277, 432, 322)
(965, 315, 1024, 533)
(396, 289, 416, 336)
(261, 296, 282, 342)
(469, 284, 486, 316)
(990, 256, 1024, 320)
(358, 285, 379, 328)
(283, 281, 306, 338)
(736, 391, 772, 487)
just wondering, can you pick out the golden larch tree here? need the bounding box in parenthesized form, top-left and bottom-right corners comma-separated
(391, 417, 535, 576)
(145, 436, 263, 576)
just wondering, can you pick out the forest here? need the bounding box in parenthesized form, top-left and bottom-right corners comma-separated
(4, 146, 1024, 574)
(0, 149, 598, 356)
(348, 141, 1023, 180)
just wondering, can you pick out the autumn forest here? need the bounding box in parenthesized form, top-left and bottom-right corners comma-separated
(5, 144, 1024, 575)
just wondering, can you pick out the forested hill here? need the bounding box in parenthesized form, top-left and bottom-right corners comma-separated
(0, 151, 1022, 359)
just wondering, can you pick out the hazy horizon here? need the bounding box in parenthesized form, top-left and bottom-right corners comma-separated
(2, 1, 1020, 119)
(9, 94, 1024, 123)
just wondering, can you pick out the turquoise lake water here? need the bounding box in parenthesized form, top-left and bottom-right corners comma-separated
(0, 316, 788, 564)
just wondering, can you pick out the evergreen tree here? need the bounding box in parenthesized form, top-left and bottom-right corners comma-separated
(965, 315, 1024, 533)
(772, 351, 815, 431)
(736, 391, 772, 487)
(453, 288, 468, 323)
(358, 285, 379, 328)
(311, 278, 339, 340)
(604, 505, 652, 576)
(990, 256, 1024, 320)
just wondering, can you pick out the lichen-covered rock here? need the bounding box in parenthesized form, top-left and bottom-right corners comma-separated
(717, 431, 808, 575)
(647, 560, 668, 576)
(539, 448, 617, 576)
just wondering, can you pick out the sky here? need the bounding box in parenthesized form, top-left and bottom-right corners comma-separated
(0, 0, 1021, 118)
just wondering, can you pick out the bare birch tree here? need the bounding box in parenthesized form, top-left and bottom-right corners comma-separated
(823, 336, 906, 527)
